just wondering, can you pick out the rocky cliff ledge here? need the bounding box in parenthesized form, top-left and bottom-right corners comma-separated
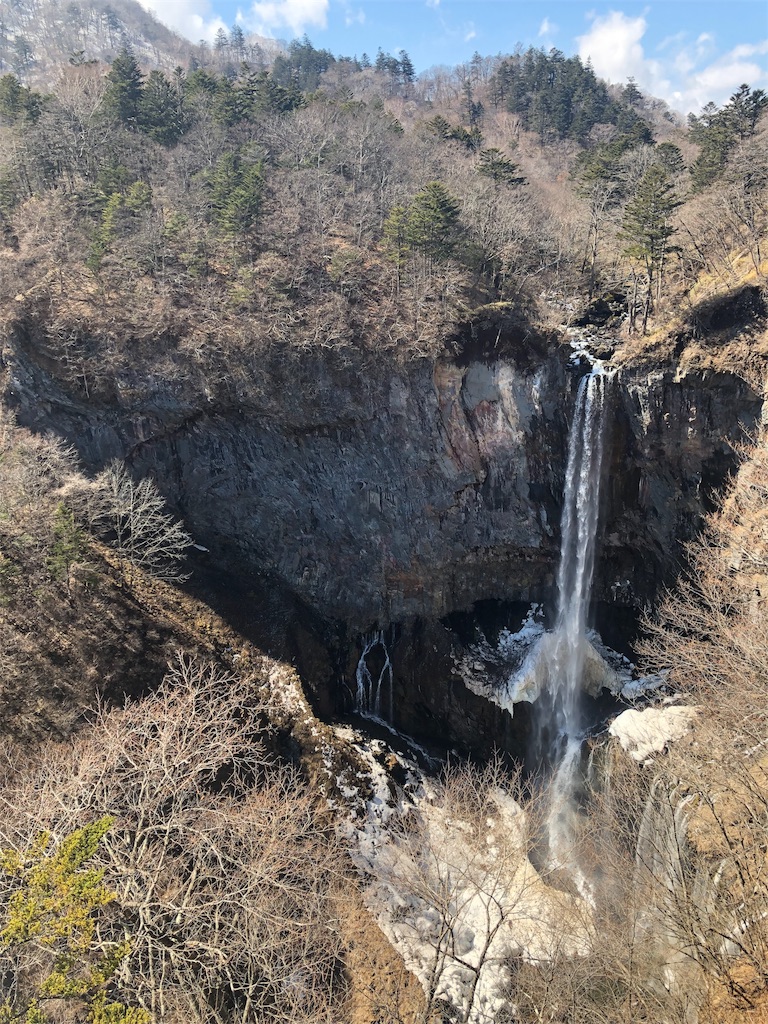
(5, 309, 761, 635)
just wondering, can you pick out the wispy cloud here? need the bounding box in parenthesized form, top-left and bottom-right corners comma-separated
(137, 0, 227, 42)
(238, 0, 329, 37)
(539, 17, 558, 39)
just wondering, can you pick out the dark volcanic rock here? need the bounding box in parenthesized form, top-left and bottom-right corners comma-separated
(3, 312, 764, 757)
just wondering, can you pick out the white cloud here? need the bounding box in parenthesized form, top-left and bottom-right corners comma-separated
(426, 0, 440, 8)
(673, 52, 768, 112)
(577, 11, 667, 89)
(538, 16, 558, 38)
(577, 10, 768, 114)
(239, 0, 329, 36)
(344, 5, 365, 26)
(464, 24, 476, 42)
(729, 41, 768, 60)
(137, 0, 227, 42)
(657, 30, 686, 53)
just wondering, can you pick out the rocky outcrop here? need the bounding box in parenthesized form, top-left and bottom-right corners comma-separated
(599, 364, 762, 605)
(4, 305, 764, 753)
(5, 324, 574, 626)
(4, 317, 762, 632)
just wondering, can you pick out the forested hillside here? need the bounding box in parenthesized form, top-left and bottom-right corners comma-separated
(0, 34, 765, 386)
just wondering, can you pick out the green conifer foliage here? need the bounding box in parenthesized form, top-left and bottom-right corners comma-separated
(209, 152, 264, 237)
(477, 148, 526, 186)
(140, 70, 182, 145)
(0, 818, 148, 1024)
(406, 181, 462, 264)
(689, 85, 768, 191)
(620, 164, 681, 331)
(105, 47, 144, 127)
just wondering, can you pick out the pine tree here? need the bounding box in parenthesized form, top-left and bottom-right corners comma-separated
(689, 86, 768, 191)
(620, 164, 681, 332)
(209, 152, 264, 238)
(140, 70, 182, 144)
(406, 181, 462, 268)
(477, 148, 526, 187)
(382, 203, 410, 293)
(623, 77, 642, 106)
(230, 24, 245, 62)
(398, 50, 415, 87)
(105, 46, 144, 127)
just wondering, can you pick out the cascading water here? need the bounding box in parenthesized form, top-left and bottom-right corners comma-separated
(539, 364, 612, 877)
(355, 630, 393, 721)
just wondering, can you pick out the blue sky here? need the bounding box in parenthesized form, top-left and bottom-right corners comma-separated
(140, 0, 768, 113)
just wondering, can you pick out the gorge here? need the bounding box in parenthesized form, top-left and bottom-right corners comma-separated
(4, 300, 763, 761)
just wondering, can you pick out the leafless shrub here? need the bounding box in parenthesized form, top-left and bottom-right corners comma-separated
(0, 653, 349, 1024)
(93, 460, 193, 582)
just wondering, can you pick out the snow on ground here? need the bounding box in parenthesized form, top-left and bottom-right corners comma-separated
(609, 705, 697, 762)
(330, 724, 590, 1024)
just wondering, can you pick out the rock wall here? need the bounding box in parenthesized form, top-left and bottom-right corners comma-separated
(5, 329, 573, 626)
(4, 322, 762, 634)
(5, 311, 764, 755)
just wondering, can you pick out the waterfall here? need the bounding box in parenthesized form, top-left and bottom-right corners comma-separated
(550, 369, 610, 742)
(539, 366, 611, 877)
(355, 630, 393, 720)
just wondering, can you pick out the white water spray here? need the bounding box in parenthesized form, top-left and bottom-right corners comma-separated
(542, 366, 611, 876)
(356, 630, 393, 721)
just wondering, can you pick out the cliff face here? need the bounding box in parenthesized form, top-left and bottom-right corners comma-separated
(5, 309, 763, 751)
(6, 321, 760, 632)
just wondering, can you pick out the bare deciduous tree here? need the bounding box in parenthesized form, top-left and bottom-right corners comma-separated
(0, 653, 349, 1024)
(95, 460, 192, 582)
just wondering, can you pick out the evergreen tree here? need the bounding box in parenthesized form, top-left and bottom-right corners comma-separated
(477, 148, 526, 186)
(426, 114, 452, 139)
(382, 203, 410, 292)
(623, 77, 642, 106)
(727, 82, 768, 139)
(105, 46, 144, 127)
(620, 164, 681, 332)
(406, 181, 462, 265)
(208, 152, 264, 237)
(0, 74, 41, 124)
(655, 141, 685, 176)
(689, 86, 768, 191)
(398, 50, 415, 87)
(230, 23, 245, 61)
(140, 70, 182, 145)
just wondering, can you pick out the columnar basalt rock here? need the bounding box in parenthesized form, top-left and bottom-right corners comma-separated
(4, 317, 763, 633)
(5, 312, 764, 755)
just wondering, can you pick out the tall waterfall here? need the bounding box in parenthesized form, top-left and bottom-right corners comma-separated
(540, 366, 611, 875)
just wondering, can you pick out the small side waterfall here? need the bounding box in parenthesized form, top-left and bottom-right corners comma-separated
(538, 366, 611, 876)
(356, 630, 393, 721)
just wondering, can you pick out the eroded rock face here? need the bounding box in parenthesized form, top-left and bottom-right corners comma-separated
(6, 333, 573, 626)
(5, 314, 764, 753)
(599, 365, 762, 606)
(5, 325, 762, 634)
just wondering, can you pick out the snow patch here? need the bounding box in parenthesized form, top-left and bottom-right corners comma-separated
(609, 705, 696, 762)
